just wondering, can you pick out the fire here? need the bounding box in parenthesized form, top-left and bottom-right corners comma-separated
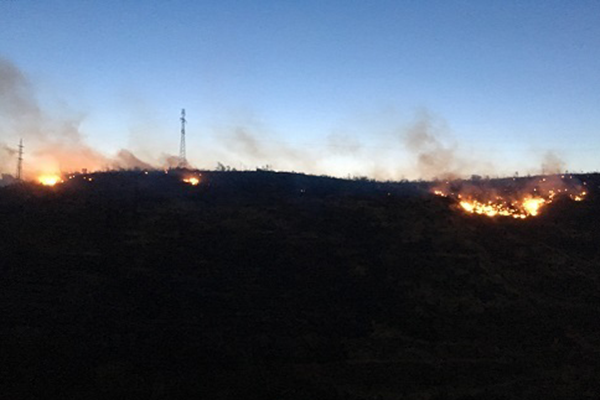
(455, 195, 551, 219)
(434, 176, 587, 219)
(457, 197, 542, 219)
(38, 174, 63, 186)
(572, 191, 586, 202)
(521, 197, 545, 216)
(183, 177, 200, 186)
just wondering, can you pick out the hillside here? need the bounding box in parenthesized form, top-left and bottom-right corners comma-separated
(2, 170, 600, 399)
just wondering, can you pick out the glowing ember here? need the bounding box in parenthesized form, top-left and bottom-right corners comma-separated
(183, 177, 200, 186)
(38, 174, 63, 186)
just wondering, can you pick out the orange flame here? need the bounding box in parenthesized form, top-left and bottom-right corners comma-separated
(434, 178, 587, 219)
(456, 196, 548, 219)
(183, 177, 200, 186)
(38, 174, 63, 186)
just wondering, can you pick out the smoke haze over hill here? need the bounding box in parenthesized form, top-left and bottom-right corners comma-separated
(0, 58, 181, 178)
(0, 57, 579, 181)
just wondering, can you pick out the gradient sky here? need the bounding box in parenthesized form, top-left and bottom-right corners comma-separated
(1, 0, 600, 179)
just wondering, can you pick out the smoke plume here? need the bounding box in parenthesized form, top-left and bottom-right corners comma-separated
(218, 124, 316, 172)
(403, 113, 467, 180)
(2, 144, 17, 157)
(0, 57, 579, 182)
(112, 150, 154, 170)
(541, 151, 565, 175)
(0, 57, 174, 178)
(326, 133, 362, 155)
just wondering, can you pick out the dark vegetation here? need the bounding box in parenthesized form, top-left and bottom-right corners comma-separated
(2, 170, 600, 399)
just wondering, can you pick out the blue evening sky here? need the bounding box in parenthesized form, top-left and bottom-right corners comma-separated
(1, 0, 599, 178)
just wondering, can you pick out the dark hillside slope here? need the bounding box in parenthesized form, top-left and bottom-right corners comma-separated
(1, 171, 600, 399)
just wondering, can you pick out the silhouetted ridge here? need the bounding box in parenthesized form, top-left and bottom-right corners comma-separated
(1, 171, 600, 399)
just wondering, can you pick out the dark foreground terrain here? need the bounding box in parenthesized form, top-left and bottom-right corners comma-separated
(2, 170, 600, 399)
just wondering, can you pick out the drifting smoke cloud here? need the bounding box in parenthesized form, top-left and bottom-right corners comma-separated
(0, 57, 176, 178)
(401, 113, 572, 181)
(541, 151, 565, 175)
(403, 112, 469, 180)
(219, 124, 316, 172)
(214, 113, 501, 181)
(0, 59, 41, 122)
(1, 144, 17, 173)
(162, 154, 184, 169)
(112, 150, 154, 170)
(326, 133, 362, 155)
(2, 144, 16, 157)
(232, 127, 265, 159)
(0, 57, 578, 182)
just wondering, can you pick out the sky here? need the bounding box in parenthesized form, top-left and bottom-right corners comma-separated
(1, 0, 600, 180)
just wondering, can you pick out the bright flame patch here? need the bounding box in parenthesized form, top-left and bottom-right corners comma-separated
(521, 197, 545, 216)
(434, 177, 587, 219)
(38, 174, 63, 186)
(183, 177, 200, 186)
(456, 196, 547, 219)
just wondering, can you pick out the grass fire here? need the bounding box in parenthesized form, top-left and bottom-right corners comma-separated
(2, 168, 600, 400)
(2, 2, 600, 397)
(182, 176, 200, 185)
(37, 174, 63, 186)
(433, 175, 588, 219)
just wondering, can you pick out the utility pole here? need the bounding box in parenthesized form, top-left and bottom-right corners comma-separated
(179, 109, 187, 168)
(16, 139, 23, 181)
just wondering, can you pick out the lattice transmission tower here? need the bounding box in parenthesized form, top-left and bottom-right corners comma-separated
(179, 109, 187, 167)
(16, 139, 23, 181)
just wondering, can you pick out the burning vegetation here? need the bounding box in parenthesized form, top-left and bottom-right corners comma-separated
(182, 176, 200, 186)
(24, 169, 205, 191)
(37, 174, 63, 186)
(434, 175, 587, 219)
(3, 168, 600, 399)
(36, 172, 93, 186)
